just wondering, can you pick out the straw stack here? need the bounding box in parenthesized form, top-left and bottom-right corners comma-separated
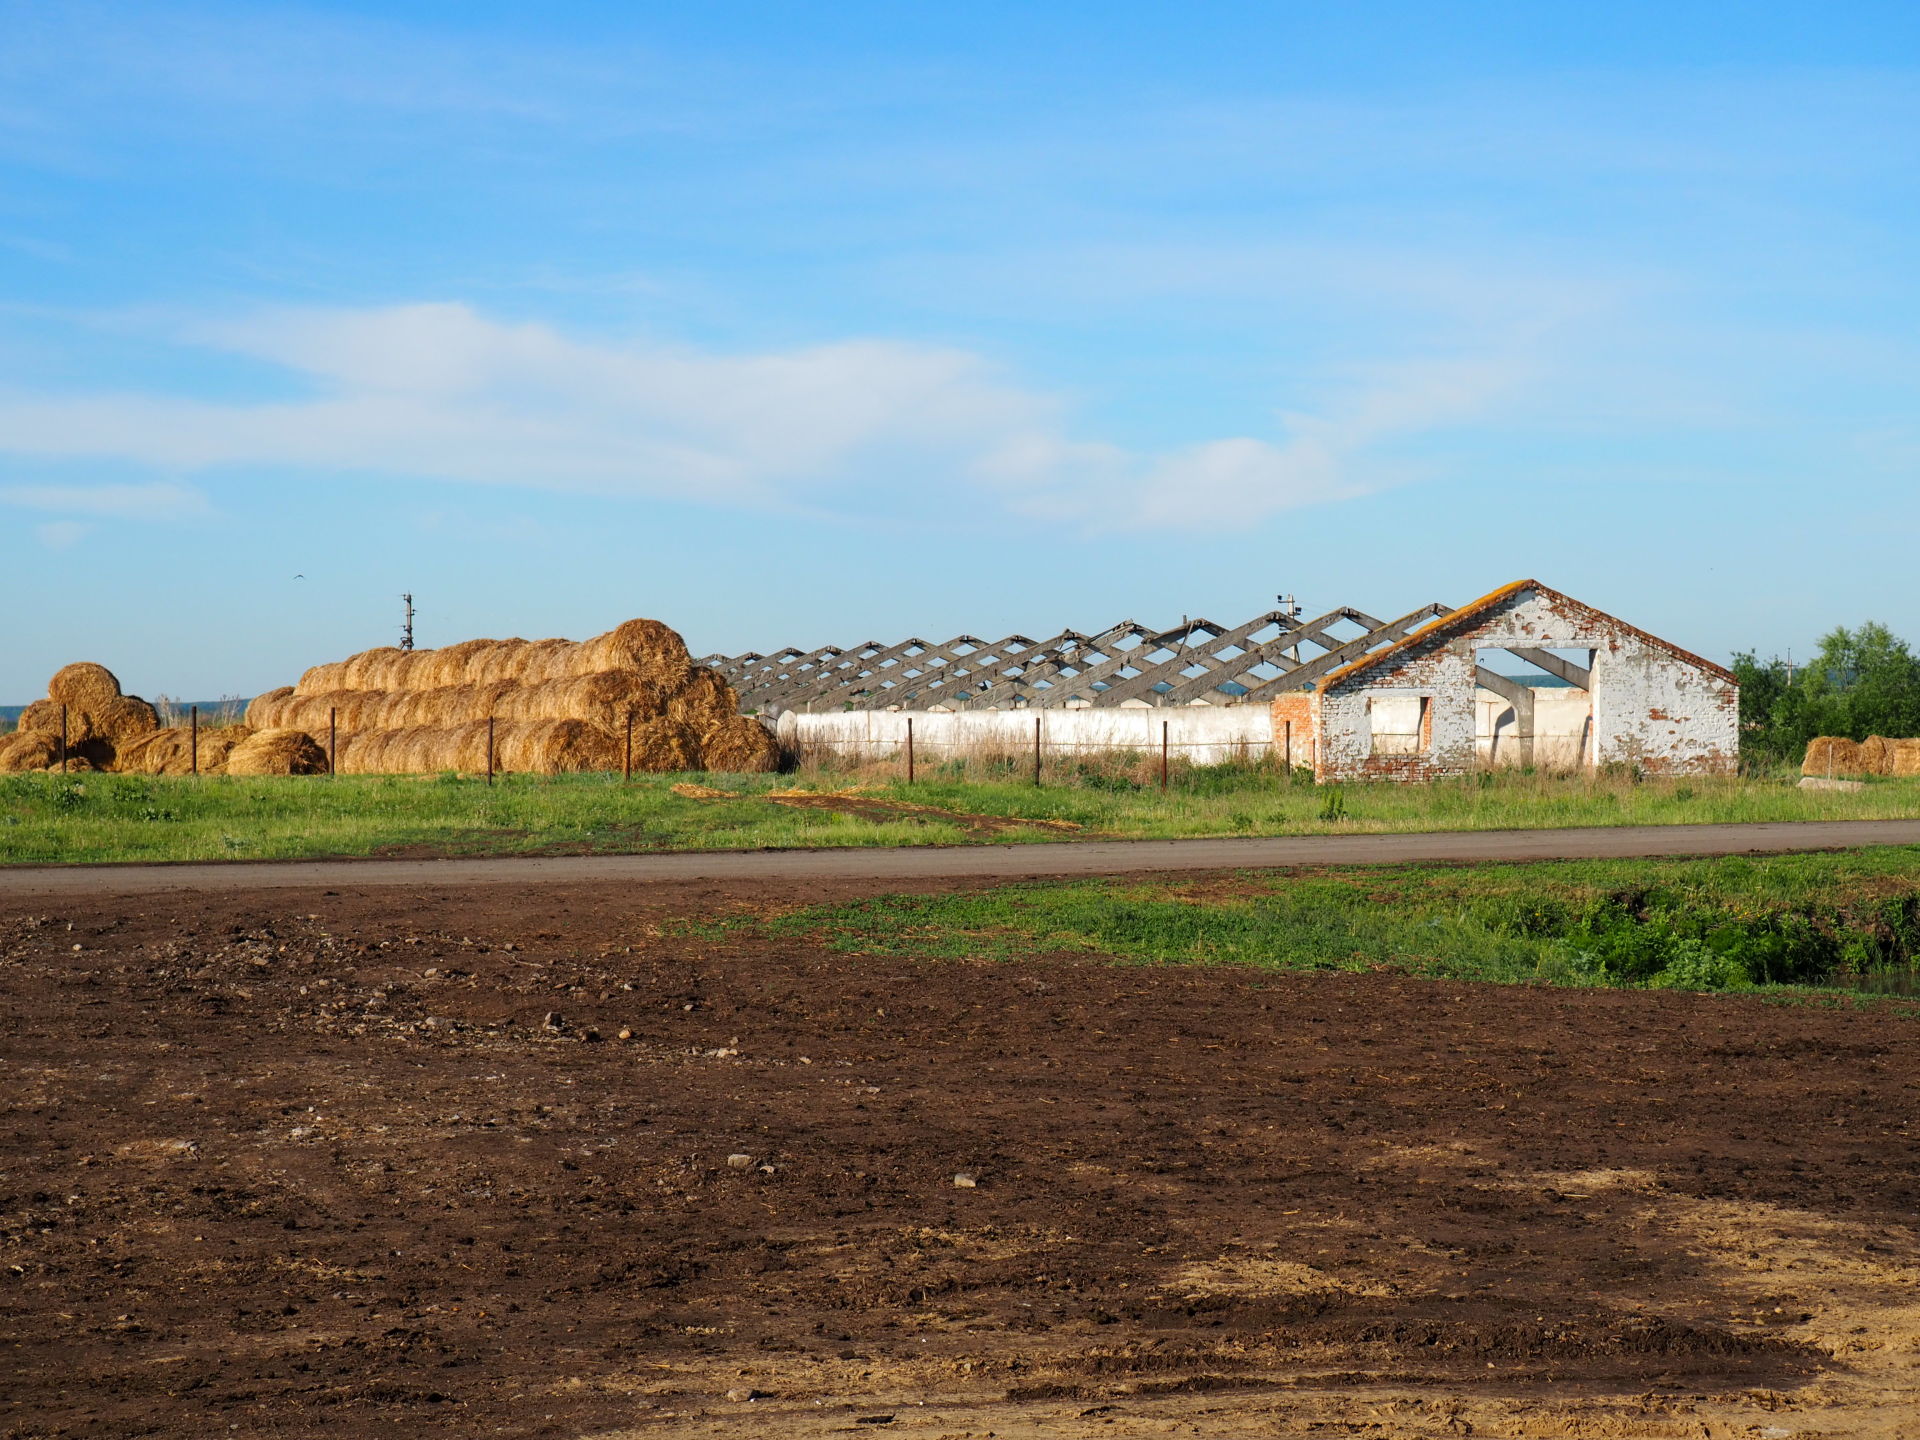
(226, 729, 330, 777)
(8, 662, 160, 770)
(114, 726, 254, 777)
(1800, 735, 1920, 778)
(0, 731, 62, 773)
(243, 618, 777, 776)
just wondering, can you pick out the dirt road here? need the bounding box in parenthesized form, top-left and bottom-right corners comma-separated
(3, 875, 1917, 1438)
(8, 817, 1920, 896)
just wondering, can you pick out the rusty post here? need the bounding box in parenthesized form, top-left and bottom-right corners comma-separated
(487, 715, 495, 786)
(60, 704, 68, 774)
(1033, 715, 1042, 787)
(1161, 720, 1169, 791)
(624, 710, 633, 782)
(190, 705, 199, 777)
(1284, 719, 1293, 771)
(328, 707, 337, 777)
(906, 717, 915, 785)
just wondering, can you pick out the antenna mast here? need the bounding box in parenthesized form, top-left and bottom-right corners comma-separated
(400, 593, 415, 652)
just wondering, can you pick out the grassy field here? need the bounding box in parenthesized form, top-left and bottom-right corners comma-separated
(1, 760, 1918, 865)
(703, 847, 1920, 1000)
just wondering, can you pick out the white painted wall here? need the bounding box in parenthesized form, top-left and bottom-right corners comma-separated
(1316, 585, 1738, 781)
(778, 706, 1274, 766)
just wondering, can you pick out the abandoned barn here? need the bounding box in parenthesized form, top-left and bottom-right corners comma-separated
(702, 579, 1739, 780)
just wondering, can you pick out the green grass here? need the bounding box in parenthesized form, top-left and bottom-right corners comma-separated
(711, 847, 1920, 1003)
(2, 763, 1918, 866)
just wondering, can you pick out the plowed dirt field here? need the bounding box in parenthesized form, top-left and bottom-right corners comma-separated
(3, 873, 1916, 1438)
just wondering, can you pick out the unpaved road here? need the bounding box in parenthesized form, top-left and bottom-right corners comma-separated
(8, 817, 1920, 896)
(3, 874, 1918, 1438)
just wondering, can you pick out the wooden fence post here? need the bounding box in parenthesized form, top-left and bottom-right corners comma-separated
(190, 705, 199, 777)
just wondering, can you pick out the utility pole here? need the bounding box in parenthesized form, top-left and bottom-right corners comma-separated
(400, 593, 415, 652)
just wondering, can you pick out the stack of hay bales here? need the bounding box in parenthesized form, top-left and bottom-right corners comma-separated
(1802, 735, 1920, 779)
(0, 663, 160, 773)
(244, 618, 776, 775)
(115, 725, 255, 776)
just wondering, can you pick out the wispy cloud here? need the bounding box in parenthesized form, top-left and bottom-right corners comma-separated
(33, 520, 88, 550)
(0, 480, 211, 520)
(0, 303, 1520, 530)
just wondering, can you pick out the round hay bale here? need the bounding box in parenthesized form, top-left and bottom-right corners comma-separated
(1858, 736, 1895, 776)
(226, 728, 329, 777)
(18, 699, 93, 742)
(115, 725, 252, 776)
(91, 695, 161, 746)
(46, 662, 122, 710)
(338, 647, 407, 691)
(575, 619, 695, 690)
(1892, 739, 1920, 779)
(697, 715, 780, 773)
(628, 718, 700, 773)
(0, 731, 61, 773)
(246, 687, 296, 728)
(1803, 736, 1864, 776)
(667, 665, 739, 730)
(463, 640, 534, 685)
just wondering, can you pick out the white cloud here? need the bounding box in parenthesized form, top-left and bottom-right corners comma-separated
(0, 303, 1518, 530)
(0, 481, 210, 520)
(978, 353, 1520, 528)
(34, 520, 88, 549)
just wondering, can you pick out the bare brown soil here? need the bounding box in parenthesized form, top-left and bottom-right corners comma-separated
(3, 872, 1918, 1438)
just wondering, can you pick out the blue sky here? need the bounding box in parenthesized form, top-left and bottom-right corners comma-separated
(3, 1, 1919, 700)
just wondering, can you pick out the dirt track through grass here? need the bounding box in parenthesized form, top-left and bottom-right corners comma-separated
(10, 819, 1920, 897)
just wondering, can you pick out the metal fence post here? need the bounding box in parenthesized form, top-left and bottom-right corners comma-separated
(487, 715, 495, 786)
(906, 717, 915, 784)
(328, 707, 337, 777)
(1161, 721, 1169, 791)
(1033, 715, 1042, 787)
(60, 704, 68, 774)
(623, 710, 633, 782)
(190, 705, 199, 777)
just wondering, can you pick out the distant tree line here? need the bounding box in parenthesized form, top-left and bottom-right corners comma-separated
(1733, 622, 1920, 766)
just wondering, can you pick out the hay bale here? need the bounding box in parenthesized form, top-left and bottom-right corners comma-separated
(245, 687, 295, 728)
(1803, 736, 1865, 776)
(252, 616, 747, 776)
(1892, 739, 1920, 779)
(334, 718, 620, 775)
(0, 731, 61, 773)
(91, 695, 160, 746)
(697, 715, 780, 773)
(576, 619, 695, 690)
(46, 662, 122, 710)
(17, 698, 90, 741)
(1858, 736, 1895, 776)
(226, 728, 329, 776)
(115, 725, 252, 776)
(628, 718, 700, 773)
